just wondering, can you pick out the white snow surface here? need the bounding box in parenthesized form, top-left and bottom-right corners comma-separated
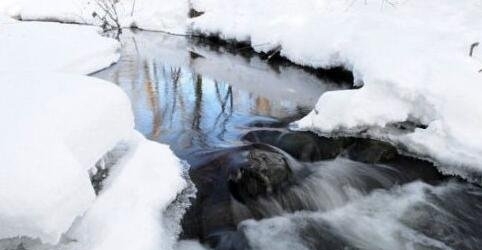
(0, 72, 133, 244)
(0, 18, 120, 74)
(0, 15, 187, 250)
(191, 0, 482, 180)
(0, 0, 188, 34)
(63, 132, 186, 250)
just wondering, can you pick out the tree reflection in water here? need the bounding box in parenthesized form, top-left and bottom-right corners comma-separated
(94, 31, 349, 157)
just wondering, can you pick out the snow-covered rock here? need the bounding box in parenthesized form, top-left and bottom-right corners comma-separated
(191, 0, 482, 181)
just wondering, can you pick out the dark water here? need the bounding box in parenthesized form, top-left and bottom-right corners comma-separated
(94, 30, 482, 250)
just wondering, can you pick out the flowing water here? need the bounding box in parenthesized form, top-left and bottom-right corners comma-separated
(94, 30, 482, 250)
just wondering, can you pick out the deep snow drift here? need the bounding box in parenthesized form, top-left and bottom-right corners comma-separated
(0, 15, 187, 250)
(191, 0, 482, 181)
(0, 0, 188, 34)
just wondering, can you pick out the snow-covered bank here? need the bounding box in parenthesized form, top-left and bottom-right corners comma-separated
(191, 0, 482, 181)
(1, 18, 119, 74)
(0, 72, 133, 244)
(0, 96, 186, 248)
(0, 15, 187, 250)
(63, 132, 186, 250)
(0, 0, 188, 34)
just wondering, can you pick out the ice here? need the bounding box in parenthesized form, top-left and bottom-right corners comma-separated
(191, 0, 482, 180)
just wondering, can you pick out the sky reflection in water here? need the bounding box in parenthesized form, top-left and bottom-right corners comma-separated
(94, 31, 344, 156)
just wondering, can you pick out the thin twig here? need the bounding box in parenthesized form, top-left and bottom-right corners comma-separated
(131, 0, 136, 16)
(470, 42, 479, 57)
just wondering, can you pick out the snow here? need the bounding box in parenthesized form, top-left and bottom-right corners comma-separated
(0, 14, 187, 250)
(191, 0, 482, 181)
(0, 18, 120, 74)
(0, 0, 188, 34)
(0, 71, 133, 244)
(63, 132, 186, 250)
(0, 16, 126, 244)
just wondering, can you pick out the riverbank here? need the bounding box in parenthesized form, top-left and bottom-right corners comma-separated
(190, 0, 482, 182)
(0, 16, 187, 250)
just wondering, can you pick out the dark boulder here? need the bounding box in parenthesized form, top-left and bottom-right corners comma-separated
(242, 130, 348, 162)
(181, 143, 309, 246)
(344, 139, 397, 164)
(228, 143, 308, 203)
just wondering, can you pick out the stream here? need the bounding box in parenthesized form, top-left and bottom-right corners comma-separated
(94, 30, 482, 250)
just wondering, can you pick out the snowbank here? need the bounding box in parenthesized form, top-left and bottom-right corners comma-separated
(0, 72, 133, 244)
(0, 16, 124, 243)
(64, 132, 186, 250)
(191, 0, 482, 180)
(0, 0, 188, 34)
(0, 18, 120, 74)
(0, 73, 187, 247)
(0, 15, 187, 250)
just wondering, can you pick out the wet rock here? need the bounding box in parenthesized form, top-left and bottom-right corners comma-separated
(189, 8, 205, 18)
(181, 144, 309, 246)
(344, 139, 398, 164)
(383, 155, 447, 185)
(228, 144, 308, 203)
(181, 147, 243, 243)
(90, 167, 109, 195)
(243, 129, 399, 163)
(243, 130, 348, 162)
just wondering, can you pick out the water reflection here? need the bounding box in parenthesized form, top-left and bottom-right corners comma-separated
(94, 30, 347, 156)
